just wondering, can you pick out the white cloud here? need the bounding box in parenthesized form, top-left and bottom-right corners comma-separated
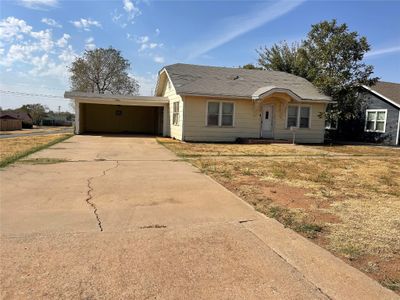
(137, 35, 149, 44)
(113, 0, 141, 27)
(365, 45, 400, 58)
(155, 28, 160, 36)
(41, 17, 62, 28)
(30, 29, 54, 51)
(85, 37, 96, 50)
(70, 18, 102, 31)
(18, 0, 58, 9)
(0, 16, 76, 83)
(187, 0, 305, 59)
(56, 33, 70, 47)
(136, 35, 163, 53)
(0, 17, 32, 42)
(153, 56, 164, 64)
(123, 0, 141, 20)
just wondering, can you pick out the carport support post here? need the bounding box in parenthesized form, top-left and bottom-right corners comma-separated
(75, 99, 80, 134)
(163, 103, 169, 137)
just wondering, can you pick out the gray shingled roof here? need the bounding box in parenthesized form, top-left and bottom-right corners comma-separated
(163, 63, 331, 101)
(368, 81, 400, 107)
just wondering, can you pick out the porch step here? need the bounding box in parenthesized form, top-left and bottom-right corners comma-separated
(236, 138, 292, 144)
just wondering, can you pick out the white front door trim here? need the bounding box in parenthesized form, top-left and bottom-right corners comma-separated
(261, 104, 274, 138)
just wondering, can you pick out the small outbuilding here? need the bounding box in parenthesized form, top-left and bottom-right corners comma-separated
(0, 113, 22, 131)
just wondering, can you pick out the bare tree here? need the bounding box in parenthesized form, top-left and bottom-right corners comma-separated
(69, 47, 139, 95)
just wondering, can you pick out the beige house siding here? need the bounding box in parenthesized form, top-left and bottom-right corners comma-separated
(272, 101, 327, 143)
(182, 96, 327, 143)
(183, 96, 260, 142)
(162, 78, 183, 140)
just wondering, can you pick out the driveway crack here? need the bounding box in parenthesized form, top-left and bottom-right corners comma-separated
(85, 160, 119, 231)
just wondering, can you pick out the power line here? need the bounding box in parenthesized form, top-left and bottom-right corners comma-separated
(0, 90, 65, 99)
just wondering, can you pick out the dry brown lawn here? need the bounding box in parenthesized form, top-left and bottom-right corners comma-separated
(158, 138, 400, 292)
(0, 134, 71, 166)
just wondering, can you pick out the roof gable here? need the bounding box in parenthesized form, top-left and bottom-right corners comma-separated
(362, 81, 400, 108)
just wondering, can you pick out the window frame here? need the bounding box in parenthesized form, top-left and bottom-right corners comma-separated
(325, 117, 338, 130)
(285, 105, 312, 129)
(364, 109, 387, 133)
(205, 100, 235, 127)
(172, 101, 180, 126)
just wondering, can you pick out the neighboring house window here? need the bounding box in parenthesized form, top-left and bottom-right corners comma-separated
(325, 116, 338, 130)
(287, 105, 310, 128)
(365, 109, 387, 133)
(172, 102, 179, 125)
(207, 101, 234, 126)
(325, 103, 338, 130)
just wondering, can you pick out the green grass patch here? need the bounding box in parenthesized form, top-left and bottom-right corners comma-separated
(294, 223, 323, 238)
(266, 205, 323, 239)
(380, 278, 400, 291)
(0, 134, 73, 168)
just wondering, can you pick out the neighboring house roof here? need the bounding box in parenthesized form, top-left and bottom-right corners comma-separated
(362, 81, 400, 108)
(2, 110, 33, 123)
(0, 112, 19, 120)
(159, 63, 331, 102)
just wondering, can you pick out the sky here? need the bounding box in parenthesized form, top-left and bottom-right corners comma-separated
(0, 0, 399, 112)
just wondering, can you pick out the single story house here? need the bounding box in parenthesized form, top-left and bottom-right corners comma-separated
(0, 112, 22, 131)
(2, 110, 33, 128)
(359, 81, 400, 146)
(66, 63, 333, 143)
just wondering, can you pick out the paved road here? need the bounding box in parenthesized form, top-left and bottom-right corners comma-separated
(0, 135, 397, 299)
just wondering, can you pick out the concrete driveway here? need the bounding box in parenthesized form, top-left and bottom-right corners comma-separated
(0, 135, 396, 299)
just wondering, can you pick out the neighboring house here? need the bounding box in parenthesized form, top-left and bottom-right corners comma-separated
(327, 81, 400, 146)
(66, 63, 333, 143)
(2, 110, 33, 128)
(359, 82, 400, 146)
(0, 112, 22, 131)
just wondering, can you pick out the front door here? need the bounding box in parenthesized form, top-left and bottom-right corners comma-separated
(261, 104, 273, 138)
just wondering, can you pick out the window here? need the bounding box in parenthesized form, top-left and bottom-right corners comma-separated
(325, 103, 338, 130)
(365, 109, 387, 133)
(325, 118, 338, 130)
(287, 105, 310, 128)
(207, 102, 219, 126)
(300, 107, 310, 128)
(207, 101, 234, 127)
(287, 106, 298, 127)
(172, 102, 179, 125)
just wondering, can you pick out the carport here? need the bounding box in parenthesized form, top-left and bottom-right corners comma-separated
(64, 92, 170, 136)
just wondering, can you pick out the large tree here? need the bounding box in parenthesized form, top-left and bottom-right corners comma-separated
(20, 103, 48, 125)
(257, 20, 378, 120)
(69, 47, 139, 95)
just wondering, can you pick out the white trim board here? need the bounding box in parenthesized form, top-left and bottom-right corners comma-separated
(364, 109, 388, 133)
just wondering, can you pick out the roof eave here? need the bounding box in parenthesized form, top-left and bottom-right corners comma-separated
(361, 85, 400, 109)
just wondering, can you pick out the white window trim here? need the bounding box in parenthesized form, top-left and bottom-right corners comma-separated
(325, 117, 338, 130)
(172, 101, 180, 126)
(364, 109, 387, 133)
(205, 100, 235, 127)
(285, 104, 312, 129)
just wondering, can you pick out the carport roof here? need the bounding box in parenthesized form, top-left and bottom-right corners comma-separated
(64, 92, 168, 106)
